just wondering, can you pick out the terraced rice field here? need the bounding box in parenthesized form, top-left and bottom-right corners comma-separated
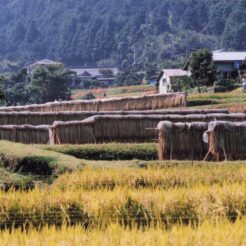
(1, 164, 246, 228)
(0, 141, 246, 245)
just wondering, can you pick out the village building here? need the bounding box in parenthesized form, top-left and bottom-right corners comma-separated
(184, 50, 246, 79)
(157, 69, 189, 94)
(27, 59, 62, 75)
(70, 66, 119, 83)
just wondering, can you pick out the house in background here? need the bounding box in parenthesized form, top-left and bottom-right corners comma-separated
(157, 69, 189, 94)
(184, 50, 246, 79)
(27, 59, 62, 75)
(70, 67, 119, 84)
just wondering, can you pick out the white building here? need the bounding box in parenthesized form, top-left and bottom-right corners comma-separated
(157, 69, 189, 94)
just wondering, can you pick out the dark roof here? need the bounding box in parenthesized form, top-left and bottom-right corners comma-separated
(70, 67, 119, 77)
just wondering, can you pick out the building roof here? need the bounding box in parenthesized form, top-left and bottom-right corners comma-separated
(213, 51, 246, 61)
(30, 59, 62, 69)
(162, 69, 189, 77)
(157, 69, 189, 82)
(70, 67, 119, 77)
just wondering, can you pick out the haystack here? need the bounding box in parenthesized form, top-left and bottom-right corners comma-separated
(206, 121, 246, 161)
(157, 121, 208, 160)
(0, 125, 50, 144)
(0, 93, 186, 112)
(0, 109, 230, 126)
(50, 115, 166, 144)
(50, 114, 224, 145)
(50, 120, 95, 144)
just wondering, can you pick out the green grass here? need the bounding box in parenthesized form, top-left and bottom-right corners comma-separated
(42, 143, 158, 161)
(0, 141, 84, 176)
(0, 167, 34, 190)
(187, 88, 246, 110)
(72, 84, 156, 100)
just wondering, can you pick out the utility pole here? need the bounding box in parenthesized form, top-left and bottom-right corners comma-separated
(131, 44, 137, 85)
(28, 53, 31, 76)
(185, 30, 188, 59)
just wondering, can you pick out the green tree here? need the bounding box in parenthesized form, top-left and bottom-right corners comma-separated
(172, 76, 194, 92)
(189, 49, 217, 87)
(0, 0, 244, 75)
(4, 69, 29, 105)
(27, 65, 72, 104)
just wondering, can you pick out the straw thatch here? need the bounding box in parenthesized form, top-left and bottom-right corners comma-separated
(157, 121, 208, 160)
(0, 112, 244, 145)
(206, 121, 246, 161)
(50, 115, 167, 144)
(51, 114, 239, 144)
(0, 109, 230, 126)
(0, 125, 50, 144)
(50, 120, 95, 145)
(0, 93, 186, 112)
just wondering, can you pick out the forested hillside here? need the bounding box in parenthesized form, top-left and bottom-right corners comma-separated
(0, 0, 245, 72)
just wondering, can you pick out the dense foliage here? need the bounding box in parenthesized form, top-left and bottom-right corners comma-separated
(189, 49, 217, 87)
(0, 0, 245, 73)
(4, 65, 72, 105)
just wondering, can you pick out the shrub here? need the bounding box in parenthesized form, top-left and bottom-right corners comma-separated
(82, 92, 96, 100)
(214, 80, 240, 93)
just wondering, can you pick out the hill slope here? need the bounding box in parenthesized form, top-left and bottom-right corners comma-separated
(0, 0, 245, 71)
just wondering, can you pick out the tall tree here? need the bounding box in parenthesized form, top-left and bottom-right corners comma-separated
(27, 65, 72, 104)
(4, 69, 29, 105)
(189, 49, 217, 87)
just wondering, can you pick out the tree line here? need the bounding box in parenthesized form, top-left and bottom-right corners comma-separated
(0, 0, 245, 74)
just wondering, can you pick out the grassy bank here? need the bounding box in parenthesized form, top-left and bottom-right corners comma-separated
(42, 143, 157, 161)
(0, 141, 84, 176)
(188, 88, 246, 111)
(72, 84, 156, 100)
(0, 168, 34, 190)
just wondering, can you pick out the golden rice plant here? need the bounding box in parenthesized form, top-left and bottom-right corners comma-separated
(1, 219, 246, 246)
(53, 165, 246, 191)
(0, 183, 245, 229)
